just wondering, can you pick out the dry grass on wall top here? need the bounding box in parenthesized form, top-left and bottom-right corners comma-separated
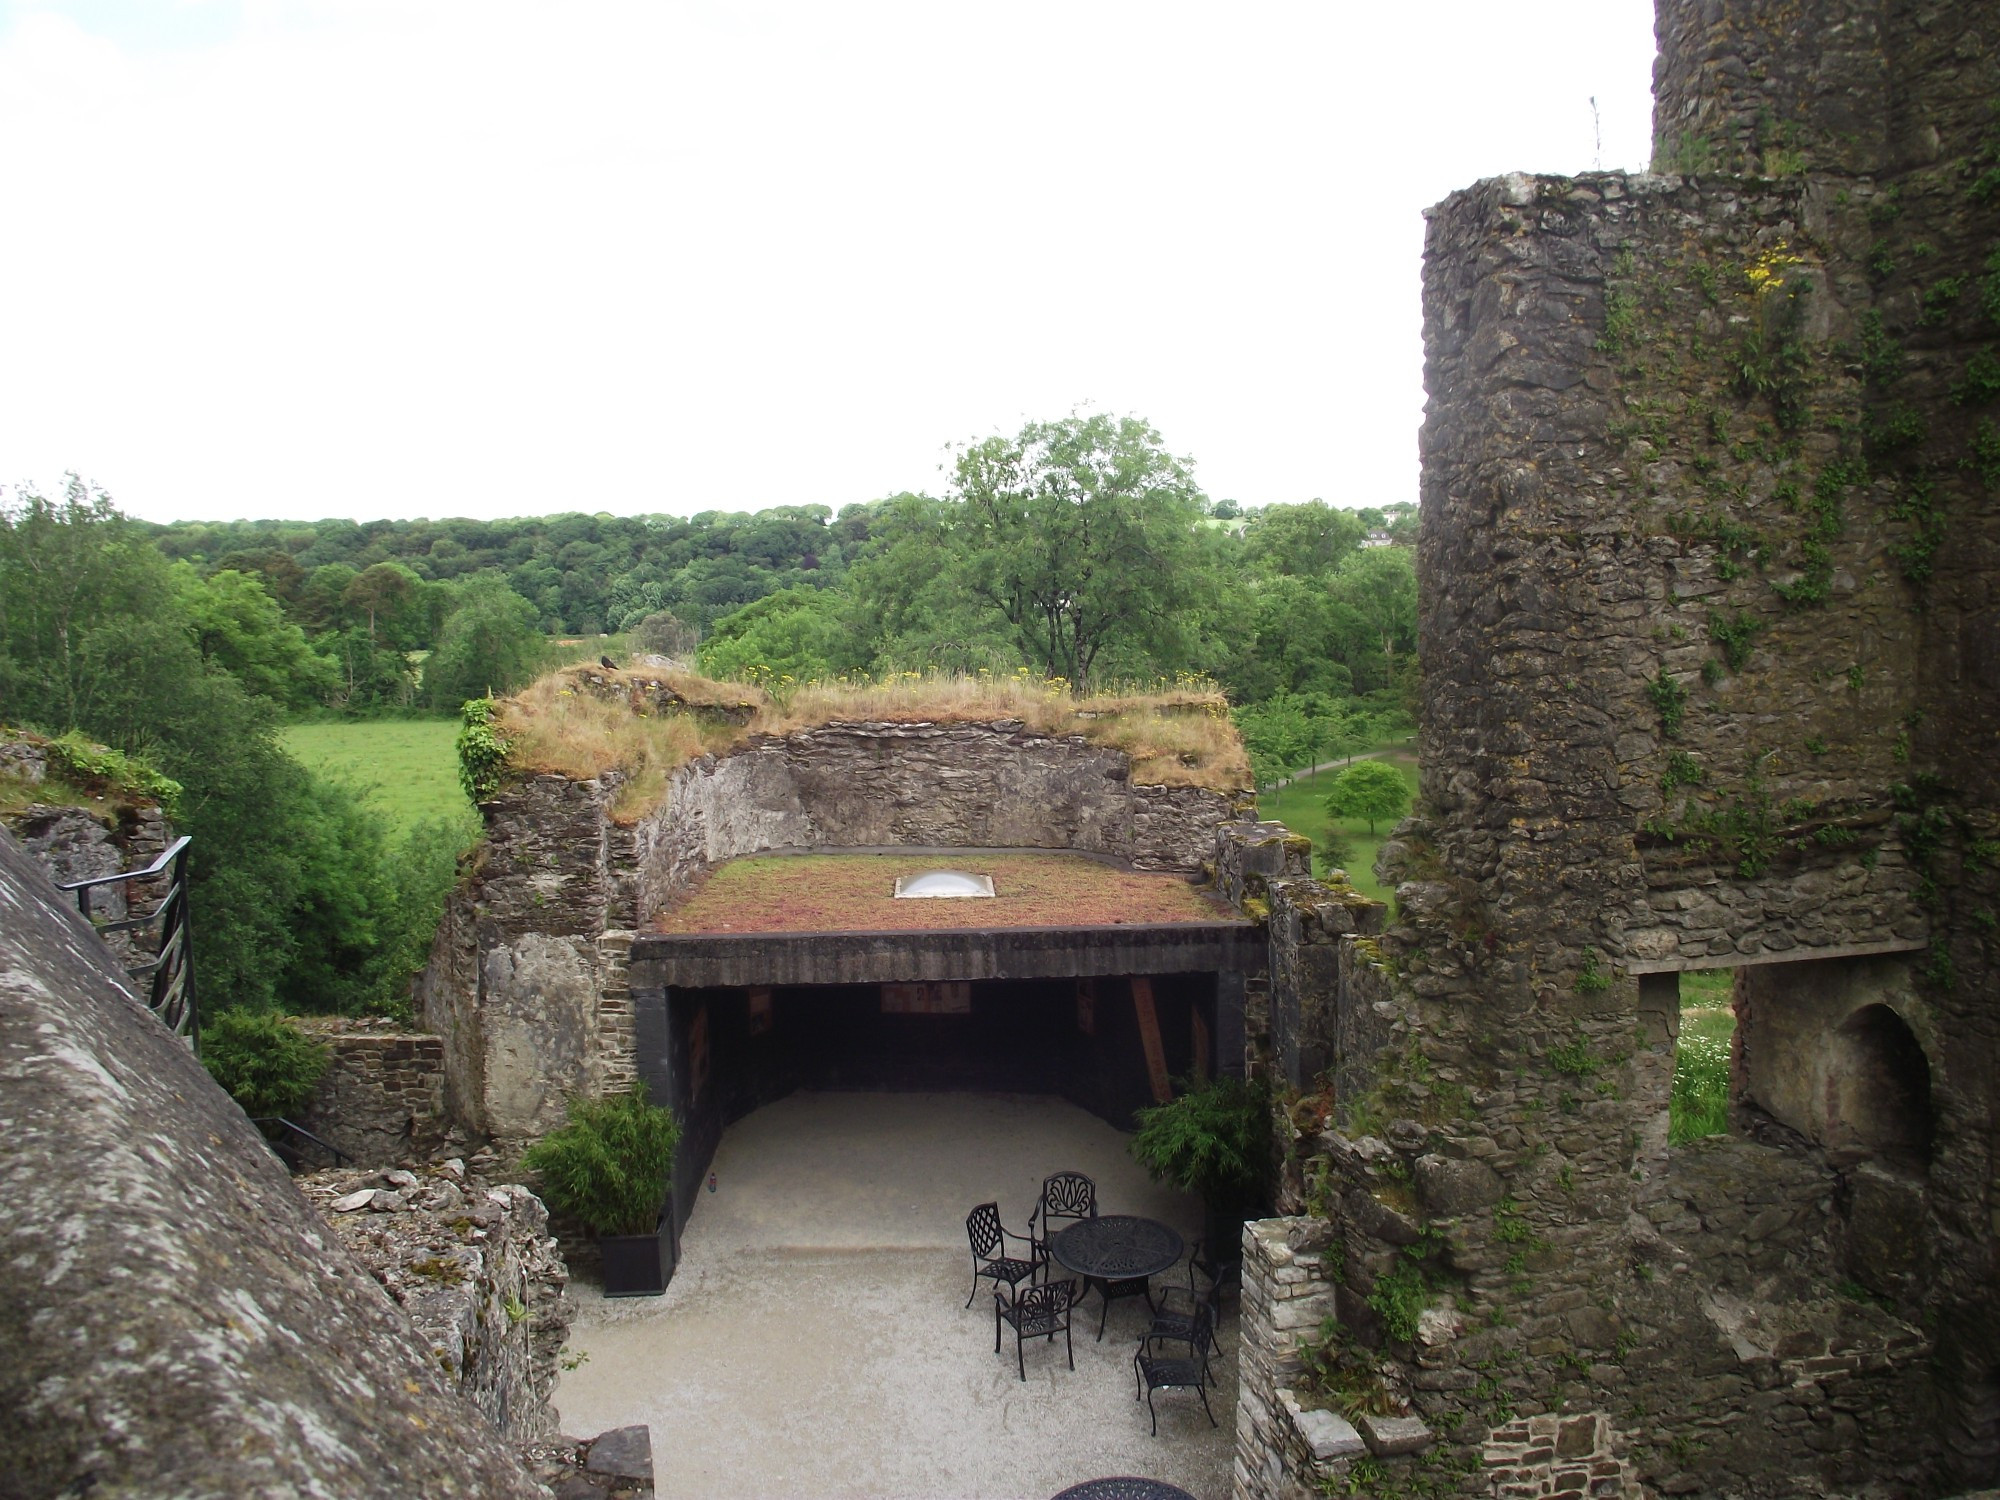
(495, 666, 1250, 821)
(497, 675, 727, 822)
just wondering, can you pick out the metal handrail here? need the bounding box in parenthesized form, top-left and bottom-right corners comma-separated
(58, 835, 197, 1049)
(250, 1117, 353, 1170)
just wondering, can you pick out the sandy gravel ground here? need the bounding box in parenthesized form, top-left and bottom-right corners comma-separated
(557, 1091, 1238, 1500)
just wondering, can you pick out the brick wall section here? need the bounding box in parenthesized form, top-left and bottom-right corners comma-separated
(295, 1019, 452, 1167)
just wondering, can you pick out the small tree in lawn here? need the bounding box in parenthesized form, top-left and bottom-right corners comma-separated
(1323, 758, 1410, 835)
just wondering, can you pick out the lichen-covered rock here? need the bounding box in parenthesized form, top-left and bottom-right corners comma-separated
(0, 827, 549, 1500)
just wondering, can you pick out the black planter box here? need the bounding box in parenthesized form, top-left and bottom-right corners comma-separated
(599, 1206, 675, 1297)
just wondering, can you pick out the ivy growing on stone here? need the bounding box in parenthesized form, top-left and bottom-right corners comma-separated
(1706, 609, 1765, 672)
(1648, 670, 1688, 737)
(455, 697, 511, 803)
(1951, 349, 2000, 407)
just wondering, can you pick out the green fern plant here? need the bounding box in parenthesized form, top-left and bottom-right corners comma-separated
(1130, 1076, 1270, 1222)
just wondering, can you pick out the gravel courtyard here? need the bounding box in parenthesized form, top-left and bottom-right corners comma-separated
(556, 1091, 1237, 1500)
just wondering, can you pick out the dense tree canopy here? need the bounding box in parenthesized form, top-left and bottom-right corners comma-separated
(113, 408, 1416, 742)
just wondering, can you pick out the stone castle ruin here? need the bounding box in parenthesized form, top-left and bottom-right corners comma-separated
(1230, 1, 1999, 1496)
(418, 668, 1275, 1251)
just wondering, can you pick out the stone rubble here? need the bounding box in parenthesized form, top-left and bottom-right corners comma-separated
(301, 1161, 576, 1445)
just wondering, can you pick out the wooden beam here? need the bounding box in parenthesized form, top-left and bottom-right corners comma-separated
(1132, 976, 1172, 1104)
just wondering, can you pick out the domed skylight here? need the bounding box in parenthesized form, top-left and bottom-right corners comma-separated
(893, 870, 996, 899)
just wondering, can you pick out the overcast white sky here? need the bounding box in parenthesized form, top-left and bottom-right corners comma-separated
(1, 1, 1657, 525)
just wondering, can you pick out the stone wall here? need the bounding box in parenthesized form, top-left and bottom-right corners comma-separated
(295, 1017, 454, 1167)
(2, 734, 175, 970)
(425, 721, 1244, 1146)
(1231, 2, 2000, 1494)
(1651, 0, 1891, 176)
(633, 720, 1241, 918)
(302, 1162, 574, 1443)
(419, 773, 639, 1145)
(0, 826, 551, 1500)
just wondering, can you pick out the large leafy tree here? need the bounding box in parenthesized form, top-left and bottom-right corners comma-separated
(421, 572, 547, 708)
(695, 586, 866, 684)
(172, 565, 340, 710)
(1328, 545, 1417, 691)
(1323, 757, 1411, 835)
(1242, 499, 1366, 579)
(840, 493, 1023, 675)
(950, 412, 1210, 688)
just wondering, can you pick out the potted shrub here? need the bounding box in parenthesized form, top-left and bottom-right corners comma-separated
(1130, 1075, 1271, 1258)
(523, 1083, 682, 1297)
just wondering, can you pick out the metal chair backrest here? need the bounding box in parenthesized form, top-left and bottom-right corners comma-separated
(967, 1201, 1004, 1260)
(1039, 1171, 1097, 1227)
(1188, 1303, 1216, 1360)
(1015, 1279, 1076, 1324)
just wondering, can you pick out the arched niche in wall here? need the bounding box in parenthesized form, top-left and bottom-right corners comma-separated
(1825, 1003, 1933, 1168)
(1732, 953, 1933, 1169)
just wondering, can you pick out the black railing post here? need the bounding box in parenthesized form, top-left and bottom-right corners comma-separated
(58, 835, 198, 1047)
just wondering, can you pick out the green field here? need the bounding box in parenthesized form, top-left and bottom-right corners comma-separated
(1255, 751, 1419, 905)
(282, 719, 473, 839)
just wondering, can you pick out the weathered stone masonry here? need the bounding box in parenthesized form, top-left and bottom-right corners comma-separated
(421, 720, 1242, 1147)
(1233, 2, 2000, 1496)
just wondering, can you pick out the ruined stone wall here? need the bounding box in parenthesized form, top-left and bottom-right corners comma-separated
(418, 772, 638, 1145)
(295, 1017, 455, 1167)
(1232, 2, 2000, 1494)
(425, 722, 1242, 1145)
(302, 1164, 574, 1444)
(634, 720, 1239, 917)
(2, 733, 175, 968)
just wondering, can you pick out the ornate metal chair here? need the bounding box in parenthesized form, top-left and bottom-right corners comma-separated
(1029, 1170, 1098, 1268)
(965, 1201, 1040, 1308)
(994, 1277, 1078, 1380)
(1133, 1303, 1218, 1435)
(1185, 1235, 1243, 1307)
(1141, 1266, 1223, 1350)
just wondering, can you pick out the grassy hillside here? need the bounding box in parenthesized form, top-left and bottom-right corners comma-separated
(1254, 751, 1419, 905)
(282, 719, 472, 839)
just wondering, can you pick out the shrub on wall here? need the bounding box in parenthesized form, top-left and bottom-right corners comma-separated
(201, 1009, 331, 1119)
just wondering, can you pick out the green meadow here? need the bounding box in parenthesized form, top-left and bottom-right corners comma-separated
(1255, 750, 1419, 906)
(281, 719, 473, 840)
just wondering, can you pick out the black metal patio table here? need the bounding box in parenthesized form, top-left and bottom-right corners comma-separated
(1049, 1214, 1184, 1340)
(1050, 1478, 1196, 1500)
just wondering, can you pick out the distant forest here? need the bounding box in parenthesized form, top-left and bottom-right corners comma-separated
(140, 414, 1419, 780)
